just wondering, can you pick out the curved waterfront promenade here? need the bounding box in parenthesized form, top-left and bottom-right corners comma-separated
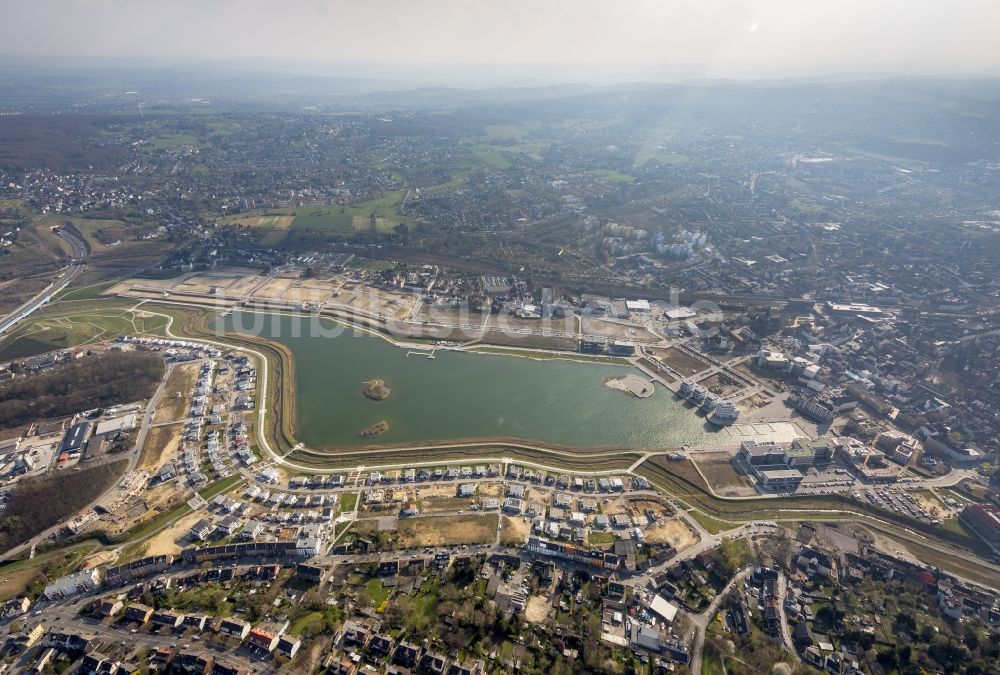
(126, 299, 1000, 588)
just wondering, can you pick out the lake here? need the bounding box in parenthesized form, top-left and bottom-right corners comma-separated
(226, 313, 719, 450)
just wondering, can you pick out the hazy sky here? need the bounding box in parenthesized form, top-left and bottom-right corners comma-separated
(4, 0, 999, 79)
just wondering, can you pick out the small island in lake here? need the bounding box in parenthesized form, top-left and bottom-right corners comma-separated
(360, 419, 390, 437)
(362, 378, 392, 401)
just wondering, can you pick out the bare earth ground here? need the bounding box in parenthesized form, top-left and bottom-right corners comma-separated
(142, 479, 192, 515)
(396, 514, 499, 547)
(153, 362, 201, 424)
(220, 215, 294, 229)
(581, 317, 659, 342)
(415, 484, 466, 499)
(644, 518, 699, 550)
(912, 491, 947, 520)
(139, 424, 184, 471)
(650, 347, 707, 376)
(102, 480, 190, 538)
(479, 483, 503, 498)
(0, 567, 45, 602)
(143, 509, 205, 557)
(499, 516, 530, 545)
(696, 372, 743, 397)
(79, 550, 118, 569)
(418, 497, 477, 514)
(524, 596, 550, 623)
(694, 452, 757, 497)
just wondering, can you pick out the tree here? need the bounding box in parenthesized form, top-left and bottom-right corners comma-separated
(718, 537, 742, 575)
(384, 596, 411, 630)
(894, 611, 917, 634)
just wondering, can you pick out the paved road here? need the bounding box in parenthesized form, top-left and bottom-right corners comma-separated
(687, 567, 751, 675)
(775, 568, 799, 661)
(133, 300, 1000, 586)
(0, 227, 87, 335)
(19, 596, 267, 674)
(0, 356, 182, 564)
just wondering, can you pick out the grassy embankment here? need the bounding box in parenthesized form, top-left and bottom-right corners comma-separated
(142, 304, 999, 581)
(636, 457, 995, 562)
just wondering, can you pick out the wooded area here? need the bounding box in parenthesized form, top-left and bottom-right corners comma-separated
(0, 459, 127, 552)
(0, 352, 164, 430)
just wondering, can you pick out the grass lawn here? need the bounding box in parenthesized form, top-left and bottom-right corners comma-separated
(117, 502, 192, 544)
(349, 259, 396, 273)
(199, 474, 244, 501)
(470, 145, 512, 169)
(702, 645, 725, 675)
(291, 610, 326, 636)
(935, 514, 978, 538)
(148, 133, 199, 149)
(0, 539, 102, 600)
(634, 148, 688, 167)
(466, 345, 631, 365)
(292, 193, 412, 232)
(400, 578, 440, 631)
(365, 578, 391, 608)
(338, 491, 359, 513)
(689, 511, 733, 535)
(0, 302, 168, 361)
(590, 168, 635, 183)
(588, 531, 616, 546)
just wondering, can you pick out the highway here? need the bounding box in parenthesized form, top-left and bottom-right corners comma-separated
(0, 226, 88, 336)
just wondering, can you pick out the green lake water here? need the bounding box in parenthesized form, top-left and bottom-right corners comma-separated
(227, 313, 720, 449)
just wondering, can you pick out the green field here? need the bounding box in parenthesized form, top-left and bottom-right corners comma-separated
(291, 192, 412, 232)
(634, 148, 688, 166)
(484, 124, 535, 140)
(206, 121, 241, 136)
(339, 491, 359, 513)
(0, 302, 169, 360)
(148, 133, 199, 149)
(789, 197, 824, 214)
(365, 578, 391, 608)
(52, 280, 118, 302)
(590, 168, 636, 183)
(470, 145, 512, 169)
(291, 208, 356, 231)
(587, 531, 615, 546)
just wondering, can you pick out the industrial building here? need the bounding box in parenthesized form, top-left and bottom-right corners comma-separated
(59, 422, 91, 455)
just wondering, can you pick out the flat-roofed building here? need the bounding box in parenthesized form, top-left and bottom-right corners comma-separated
(95, 413, 138, 437)
(60, 422, 91, 454)
(758, 469, 804, 491)
(961, 504, 1000, 554)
